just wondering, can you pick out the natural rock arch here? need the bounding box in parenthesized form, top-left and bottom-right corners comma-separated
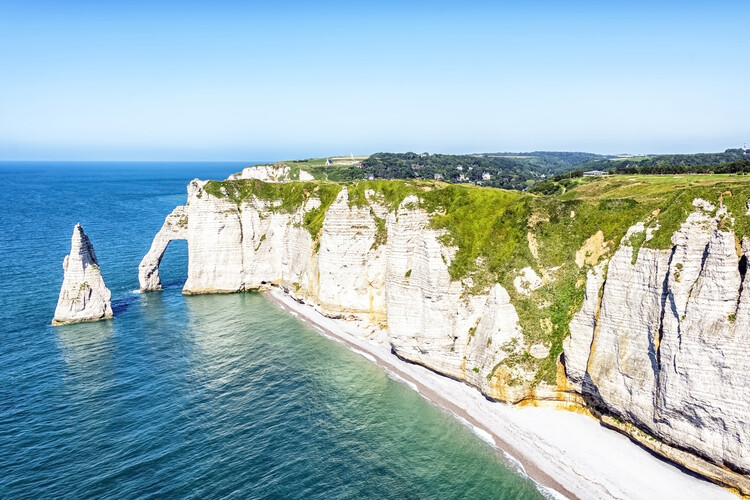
(139, 206, 188, 291)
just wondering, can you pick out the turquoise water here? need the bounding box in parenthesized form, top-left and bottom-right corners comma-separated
(0, 162, 544, 499)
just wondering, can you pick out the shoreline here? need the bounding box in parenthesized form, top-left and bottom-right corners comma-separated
(264, 288, 736, 500)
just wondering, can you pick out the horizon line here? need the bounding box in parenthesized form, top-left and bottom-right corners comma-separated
(0, 147, 744, 163)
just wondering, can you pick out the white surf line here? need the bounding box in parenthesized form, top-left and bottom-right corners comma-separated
(384, 370, 420, 393)
(349, 348, 377, 363)
(264, 288, 742, 500)
(502, 450, 528, 475)
(453, 402, 572, 500)
(321, 332, 345, 345)
(262, 289, 575, 500)
(537, 485, 571, 500)
(455, 415, 497, 447)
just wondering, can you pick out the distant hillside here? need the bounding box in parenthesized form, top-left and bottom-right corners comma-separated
(577, 149, 750, 174)
(359, 151, 596, 190)
(479, 151, 611, 171)
(270, 148, 750, 192)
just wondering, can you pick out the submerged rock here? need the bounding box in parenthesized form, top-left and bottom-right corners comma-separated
(52, 224, 112, 325)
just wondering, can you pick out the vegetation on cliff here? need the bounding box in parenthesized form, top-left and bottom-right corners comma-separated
(203, 178, 342, 239)
(576, 148, 749, 174)
(265, 152, 610, 191)
(202, 173, 750, 385)
(269, 149, 750, 194)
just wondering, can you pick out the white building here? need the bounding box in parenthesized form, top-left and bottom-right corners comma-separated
(583, 170, 608, 177)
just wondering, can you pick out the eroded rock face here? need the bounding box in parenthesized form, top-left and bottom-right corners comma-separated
(227, 164, 313, 182)
(564, 204, 750, 488)
(563, 260, 608, 392)
(144, 184, 535, 400)
(384, 196, 530, 402)
(316, 190, 386, 320)
(53, 224, 112, 325)
(145, 180, 750, 491)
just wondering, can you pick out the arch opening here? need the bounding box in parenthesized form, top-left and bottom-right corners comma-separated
(158, 239, 189, 290)
(139, 205, 189, 291)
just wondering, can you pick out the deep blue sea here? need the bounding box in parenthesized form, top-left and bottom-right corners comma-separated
(0, 162, 544, 499)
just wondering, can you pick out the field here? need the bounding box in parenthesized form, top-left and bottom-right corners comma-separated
(565, 173, 749, 198)
(268, 156, 368, 182)
(609, 155, 651, 162)
(560, 173, 750, 247)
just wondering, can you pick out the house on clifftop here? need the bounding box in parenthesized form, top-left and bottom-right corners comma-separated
(583, 170, 609, 177)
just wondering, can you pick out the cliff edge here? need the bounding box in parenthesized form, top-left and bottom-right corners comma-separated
(142, 175, 750, 495)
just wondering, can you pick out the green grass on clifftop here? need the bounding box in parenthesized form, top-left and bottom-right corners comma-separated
(201, 173, 750, 386)
(561, 174, 750, 246)
(202, 178, 342, 239)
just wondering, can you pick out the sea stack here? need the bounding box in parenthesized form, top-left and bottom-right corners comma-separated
(52, 224, 113, 325)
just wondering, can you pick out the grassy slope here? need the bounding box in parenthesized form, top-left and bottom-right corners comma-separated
(280, 157, 367, 182)
(202, 174, 750, 385)
(202, 178, 342, 240)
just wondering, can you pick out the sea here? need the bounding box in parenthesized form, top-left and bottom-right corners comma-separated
(0, 161, 545, 499)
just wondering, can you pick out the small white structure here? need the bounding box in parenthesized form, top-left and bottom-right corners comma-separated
(482, 172, 492, 180)
(434, 173, 444, 180)
(583, 170, 609, 177)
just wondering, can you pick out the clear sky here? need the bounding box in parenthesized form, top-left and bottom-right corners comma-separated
(1, 1, 749, 160)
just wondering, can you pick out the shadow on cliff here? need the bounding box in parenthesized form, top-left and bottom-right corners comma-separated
(581, 373, 717, 486)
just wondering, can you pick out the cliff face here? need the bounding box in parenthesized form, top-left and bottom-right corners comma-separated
(140, 182, 538, 401)
(565, 200, 750, 490)
(227, 164, 315, 182)
(142, 180, 750, 493)
(383, 196, 531, 401)
(53, 224, 112, 325)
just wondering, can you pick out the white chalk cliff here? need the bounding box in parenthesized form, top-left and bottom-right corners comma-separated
(565, 200, 750, 493)
(142, 181, 750, 494)
(53, 224, 113, 325)
(227, 164, 314, 182)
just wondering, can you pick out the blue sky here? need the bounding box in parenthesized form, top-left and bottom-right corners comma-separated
(1, 1, 749, 160)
